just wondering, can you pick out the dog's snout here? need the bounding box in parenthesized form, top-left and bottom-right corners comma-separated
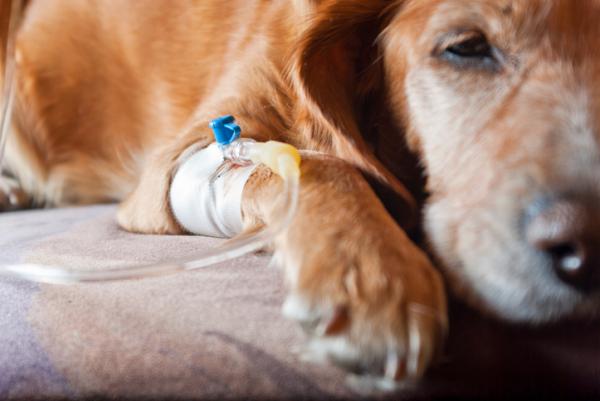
(526, 198, 600, 291)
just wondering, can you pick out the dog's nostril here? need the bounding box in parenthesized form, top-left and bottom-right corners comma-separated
(525, 198, 599, 290)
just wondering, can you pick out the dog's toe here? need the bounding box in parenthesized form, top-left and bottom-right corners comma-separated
(0, 176, 30, 211)
(283, 271, 446, 391)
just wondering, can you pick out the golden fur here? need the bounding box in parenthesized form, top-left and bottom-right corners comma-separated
(2, 0, 600, 383)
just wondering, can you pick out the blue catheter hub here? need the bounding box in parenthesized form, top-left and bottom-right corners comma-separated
(209, 115, 241, 146)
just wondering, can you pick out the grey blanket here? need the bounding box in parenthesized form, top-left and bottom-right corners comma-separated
(1, 206, 599, 400)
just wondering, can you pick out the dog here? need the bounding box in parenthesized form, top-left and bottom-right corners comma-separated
(2, 0, 600, 384)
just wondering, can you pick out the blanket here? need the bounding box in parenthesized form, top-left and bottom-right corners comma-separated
(1, 206, 599, 400)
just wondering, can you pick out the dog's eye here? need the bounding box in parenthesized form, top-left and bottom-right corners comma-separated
(437, 31, 499, 71)
(447, 35, 491, 58)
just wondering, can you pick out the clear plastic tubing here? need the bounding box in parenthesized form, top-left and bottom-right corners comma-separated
(1, 161, 299, 284)
(0, 0, 23, 171)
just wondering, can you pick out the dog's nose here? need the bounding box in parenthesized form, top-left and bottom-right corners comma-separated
(526, 198, 600, 290)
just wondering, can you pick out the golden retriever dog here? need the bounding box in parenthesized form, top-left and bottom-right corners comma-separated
(2, 0, 600, 384)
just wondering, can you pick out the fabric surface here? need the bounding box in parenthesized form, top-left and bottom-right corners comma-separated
(1, 205, 599, 400)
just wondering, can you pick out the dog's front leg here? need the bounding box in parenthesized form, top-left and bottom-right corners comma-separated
(243, 154, 448, 384)
(118, 124, 447, 384)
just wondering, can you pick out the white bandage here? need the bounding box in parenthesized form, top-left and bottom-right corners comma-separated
(169, 143, 257, 238)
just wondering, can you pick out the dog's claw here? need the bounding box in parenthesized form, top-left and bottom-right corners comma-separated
(284, 291, 446, 390)
(319, 306, 349, 336)
(408, 303, 446, 378)
(385, 350, 406, 381)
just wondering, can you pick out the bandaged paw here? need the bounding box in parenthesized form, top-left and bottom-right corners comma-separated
(169, 143, 257, 237)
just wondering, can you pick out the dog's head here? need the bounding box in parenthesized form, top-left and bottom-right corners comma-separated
(292, 0, 600, 323)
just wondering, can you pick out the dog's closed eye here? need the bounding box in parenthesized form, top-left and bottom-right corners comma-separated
(435, 30, 501, 72)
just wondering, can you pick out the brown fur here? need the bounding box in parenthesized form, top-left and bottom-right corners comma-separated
(3, 0, 600, 384)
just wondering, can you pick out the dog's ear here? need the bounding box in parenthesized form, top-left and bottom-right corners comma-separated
(289, 0, 416, 215)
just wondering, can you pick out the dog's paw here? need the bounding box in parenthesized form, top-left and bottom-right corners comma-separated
(279, 224, 447, 390)
(0, 175, 29, 211)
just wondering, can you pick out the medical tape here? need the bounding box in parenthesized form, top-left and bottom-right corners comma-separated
(169, 143, 257, 238)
